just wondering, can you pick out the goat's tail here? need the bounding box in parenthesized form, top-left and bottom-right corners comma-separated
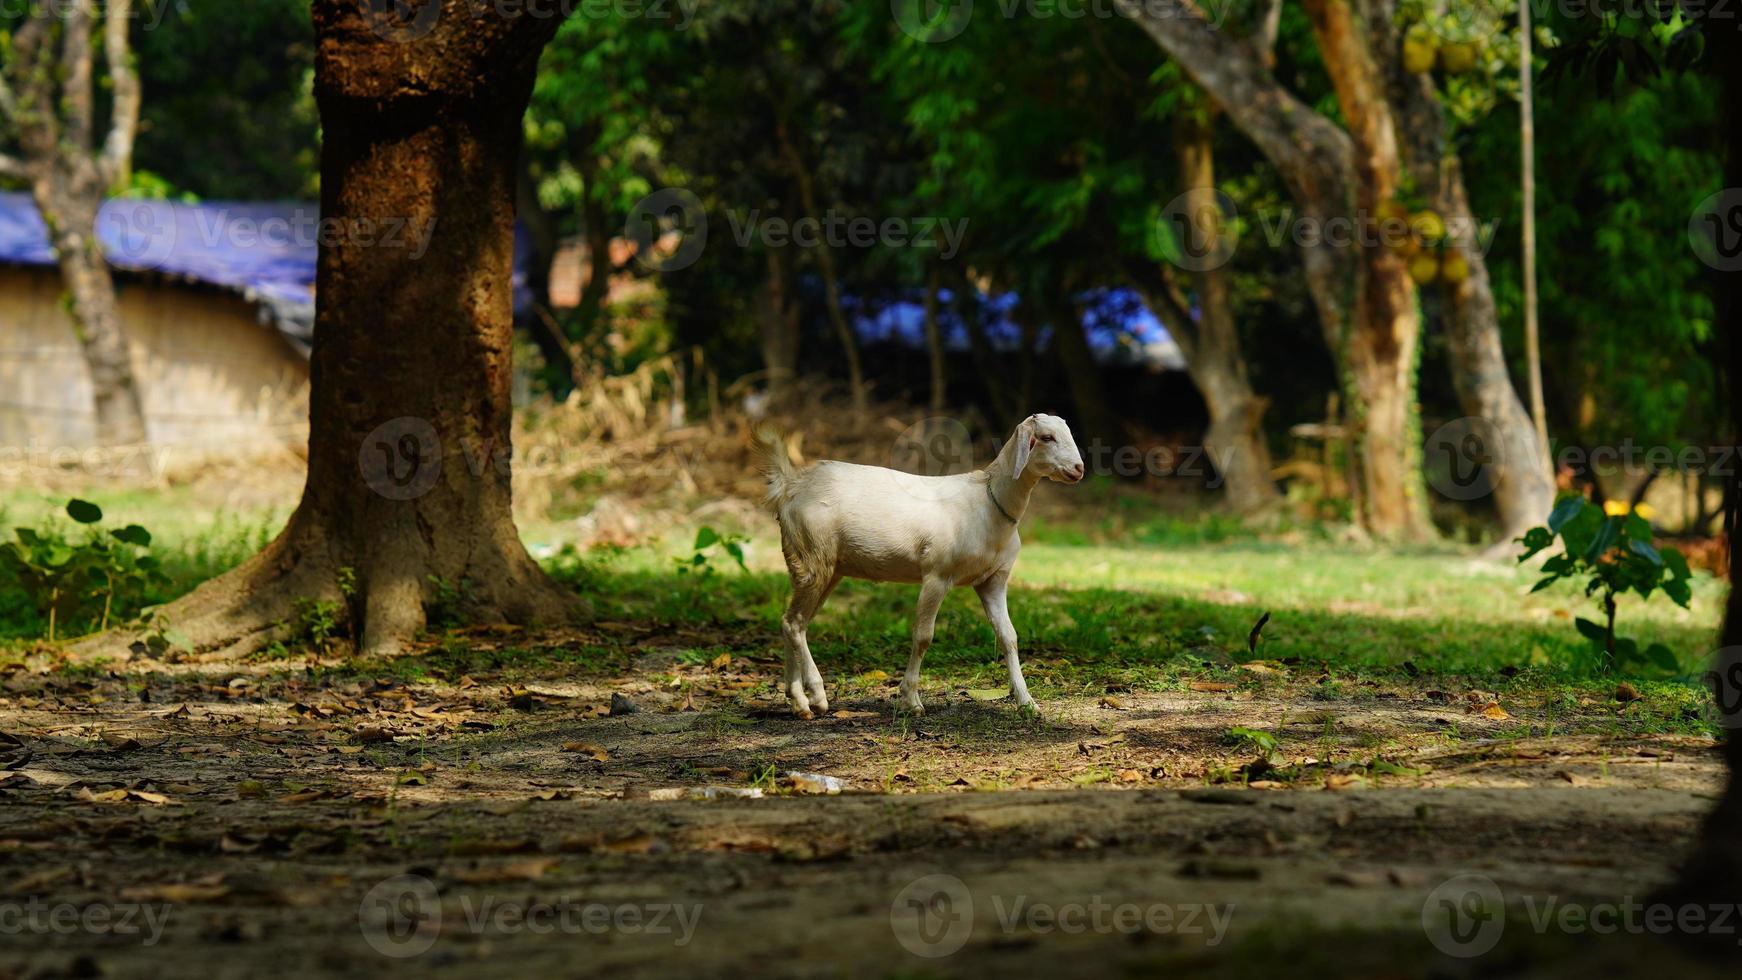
(754, 425, 799, 513)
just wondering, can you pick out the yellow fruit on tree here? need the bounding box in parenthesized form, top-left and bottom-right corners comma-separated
(1438, 41, 1477, 74)
(1403, 38, 1437, 74)
(1409, 210, 1446, 242)
(1409, 253, 1440, 285)
(1440, 251, 1470, 284)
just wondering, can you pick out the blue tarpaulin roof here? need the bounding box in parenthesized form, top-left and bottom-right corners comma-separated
(0, 193, 534, 355)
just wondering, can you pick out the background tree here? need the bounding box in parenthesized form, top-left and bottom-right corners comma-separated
(0, 0, 147, 447)
(1114, 0, 1555, 538)
(133, 0, 578, 657)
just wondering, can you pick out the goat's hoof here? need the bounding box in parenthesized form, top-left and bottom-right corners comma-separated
(1016, 701, 1041, 720)
(793, 707, 815, 720)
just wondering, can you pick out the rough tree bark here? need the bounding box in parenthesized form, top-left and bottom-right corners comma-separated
(102, 0, 581, 658)
(0, 0, 149, 447)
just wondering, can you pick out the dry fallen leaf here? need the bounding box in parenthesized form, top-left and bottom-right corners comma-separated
(121, 882, 231, 903)
(1480, 702, 1510, 720)
(830, 710, 877, 719)
(451, 857, 558, 885)
(1099, 696, 1128, 710)
(562, 742, 609, 762)
(1190, 681, 1236, 693)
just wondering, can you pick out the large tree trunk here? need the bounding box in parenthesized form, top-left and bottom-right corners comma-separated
(1662, 7, 1742, 938)
(1171, 107, 1280, 512)
(100, 0, 579, 659)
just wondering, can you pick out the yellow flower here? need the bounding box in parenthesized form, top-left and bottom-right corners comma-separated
(1634, 502, 1656, 521)
(1603, 500, 1629, 517)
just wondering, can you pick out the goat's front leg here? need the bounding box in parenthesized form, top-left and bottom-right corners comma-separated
(899, 576, 952, 715)
(976, 569, 1036, 715)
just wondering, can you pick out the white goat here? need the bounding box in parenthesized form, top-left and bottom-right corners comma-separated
(757, 414, 1085, 718)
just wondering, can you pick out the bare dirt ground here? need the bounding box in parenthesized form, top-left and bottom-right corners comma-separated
(0, 630, 1734, 978)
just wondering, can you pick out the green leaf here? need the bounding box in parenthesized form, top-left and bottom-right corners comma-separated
(111, 524, 152, 547)
(1661, 547, 1690, 579)
(1662, 578, 1693, 608)
(1530, 576, 1558, 593)
(1627, 538, 1662, 565)
(1574, 617, 1609, 646)
(724, 541, 747, 571)
(1623, 513, 1652, 542)
(694, 526, 720, 550)
(1583, 517, 1621, 560)
(1516, 526, 1553, 560)
(1546, 495, 1587, 533)
(66, 499, 103, 524)
(1644, 643, 1680, 673)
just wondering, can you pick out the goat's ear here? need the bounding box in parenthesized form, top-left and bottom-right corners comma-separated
(1012, 418, 1034, 475)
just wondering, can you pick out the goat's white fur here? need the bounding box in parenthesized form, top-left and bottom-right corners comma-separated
(757, 415, 1086, 717)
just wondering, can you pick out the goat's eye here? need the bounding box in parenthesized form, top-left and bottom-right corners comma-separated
(1040, 435, 1055, 443)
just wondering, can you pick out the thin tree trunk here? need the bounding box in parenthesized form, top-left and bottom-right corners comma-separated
(1519, 0, 1548, 470)
(1302, 0, 1429, 539)
(574, 125, 613, 341)
(2, 0, 149, 447)
(1171, 106, 1280, 512)
(775, 122, 866, 413)
(101, 0, 579, 659)
(960, 285, 1019, 429)
(756, 246, 801, 406)
(922, 263, 947, 416)
(1048, 296, 1122, 452)
(514, 162, 577, 394)
(1377, 7, 1556, 538)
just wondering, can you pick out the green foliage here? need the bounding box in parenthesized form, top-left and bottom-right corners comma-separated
(1224, 726, 1281, 760)
(1516, 494, 1692, 675)
(0, 500, 165, 641)
(676, 526, 748, 577)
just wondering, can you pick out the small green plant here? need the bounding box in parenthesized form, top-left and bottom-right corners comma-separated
(1517, 494, 1692, 674)
(676, 526, 748, 577)
(0, 499, 163, 640)
(425, 575, 475, 630)
(1224, 726, 1280, 760)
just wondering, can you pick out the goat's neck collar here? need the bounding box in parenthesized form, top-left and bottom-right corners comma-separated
(986, 444, 1039, 526)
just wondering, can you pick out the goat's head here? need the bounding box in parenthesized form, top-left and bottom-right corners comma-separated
(1012, 414, 1085, 484)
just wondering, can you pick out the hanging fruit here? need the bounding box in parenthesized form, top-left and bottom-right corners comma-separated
(1409, 253, 1441, 286)
(1408, 210, 1446, 242)
(1437, 41, 1478, 74)
(1402, 27, 1437, 74)
(1440, 249, 1470, 285)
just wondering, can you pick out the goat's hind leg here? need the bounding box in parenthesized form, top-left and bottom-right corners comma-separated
(899, 576, 952, 715)
(780, 563, 835, 719)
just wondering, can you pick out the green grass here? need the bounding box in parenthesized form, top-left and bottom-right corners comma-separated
(0, 489, 1725, 721)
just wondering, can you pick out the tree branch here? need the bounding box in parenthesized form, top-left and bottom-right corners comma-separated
(0, 153, 27, 181)
(61, 0, 96, 157)
(100, 0, 140, 187)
